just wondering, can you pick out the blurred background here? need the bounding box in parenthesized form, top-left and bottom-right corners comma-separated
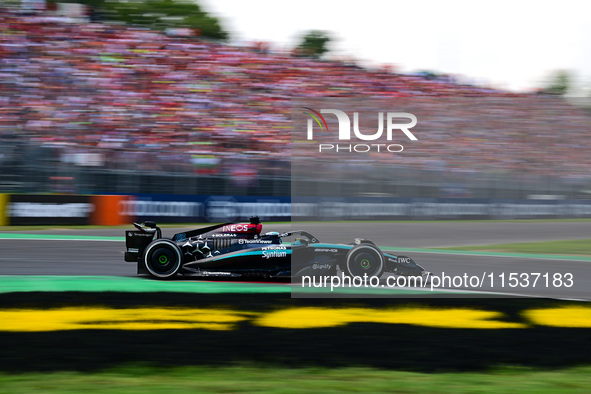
(2, 4, 591, 389)
(1, 1, 590, 223)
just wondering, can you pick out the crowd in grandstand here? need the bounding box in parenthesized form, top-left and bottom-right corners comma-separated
(1, 6, 590, 182)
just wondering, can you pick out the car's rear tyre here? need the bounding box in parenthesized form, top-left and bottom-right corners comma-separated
(343, 244, 384, 278)
(143, 239, 182, 279)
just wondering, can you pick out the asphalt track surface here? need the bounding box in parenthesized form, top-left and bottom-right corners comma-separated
(1, 221, 590, 300)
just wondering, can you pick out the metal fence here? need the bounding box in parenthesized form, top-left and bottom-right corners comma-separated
(1, 139, 591, 200)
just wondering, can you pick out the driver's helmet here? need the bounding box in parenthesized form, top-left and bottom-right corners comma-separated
(264, 232, 282, 243)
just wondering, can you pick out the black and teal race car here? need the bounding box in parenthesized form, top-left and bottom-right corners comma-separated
(124, 217, 431, 281)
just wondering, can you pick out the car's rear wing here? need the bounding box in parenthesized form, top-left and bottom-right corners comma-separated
(124, 231, 155, 262)
(124, 222, 160, 262)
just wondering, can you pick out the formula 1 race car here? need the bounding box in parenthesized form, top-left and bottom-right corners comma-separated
(124, 217, 431, 281)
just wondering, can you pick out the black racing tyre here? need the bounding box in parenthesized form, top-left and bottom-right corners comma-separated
(142, 239, 183, 279)
(343, 244, 384, 278)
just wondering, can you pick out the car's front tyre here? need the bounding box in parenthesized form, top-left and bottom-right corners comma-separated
(142, 239, 183, 279)
(343, 244, 384, 279)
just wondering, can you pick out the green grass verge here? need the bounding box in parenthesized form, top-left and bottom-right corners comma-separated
(1, 365, 590, 393)
(438, 239, 591, 256)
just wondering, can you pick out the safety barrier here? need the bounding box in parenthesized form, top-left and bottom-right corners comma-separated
(2, 194, 591, 225)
